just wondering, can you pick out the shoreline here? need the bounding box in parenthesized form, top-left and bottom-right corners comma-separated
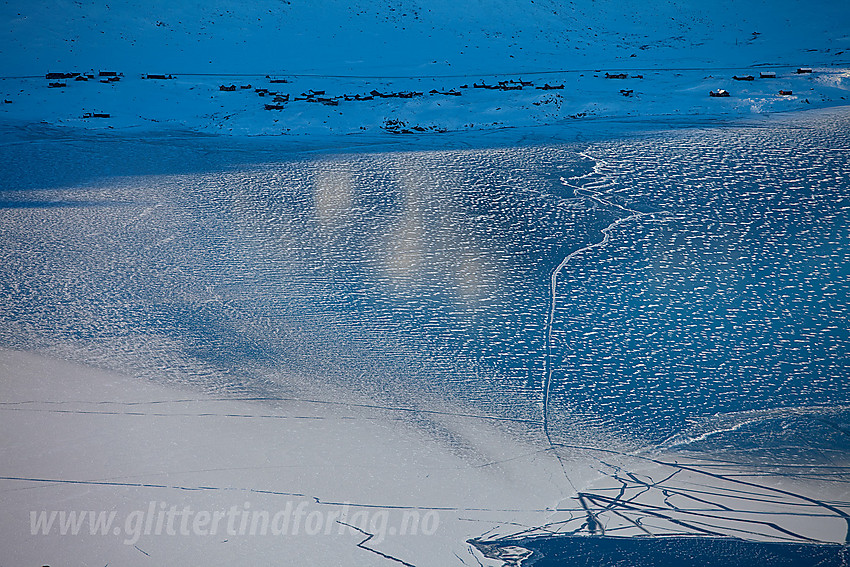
(1, 64, 848, 142)
(2, 104, 849, 160)
(0, 347, 593, 565)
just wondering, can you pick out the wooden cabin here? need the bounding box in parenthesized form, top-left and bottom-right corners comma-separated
(46, 72, 78, 80)
(760, 71, 776, 78)
(709, 89, 730, 97)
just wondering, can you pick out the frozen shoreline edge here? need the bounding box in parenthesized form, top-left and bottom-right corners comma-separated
(3, 104, 850, 159)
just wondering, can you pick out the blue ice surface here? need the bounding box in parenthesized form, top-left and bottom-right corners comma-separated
(0, 109, 847, 446)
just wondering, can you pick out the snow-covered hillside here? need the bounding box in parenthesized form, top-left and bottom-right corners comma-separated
(1, 0, 849, 135)
(3, 0, 849, 75)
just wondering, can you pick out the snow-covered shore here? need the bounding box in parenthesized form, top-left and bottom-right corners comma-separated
(0, 347, 602, 566)
(3, 65, 850, 137)
(4, 348, 847, 565)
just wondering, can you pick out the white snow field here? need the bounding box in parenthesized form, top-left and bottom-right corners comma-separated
(0, 0, 849, 135)
(1, 348, 600, 565)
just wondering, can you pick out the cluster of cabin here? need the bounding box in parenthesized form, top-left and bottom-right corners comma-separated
(48, 71, 172, 82)
(34, 65, 823, 130)
(605, 73, 644, 79)
(294, 89, 340, 105)
(42, 70, 160, 120)
(213, 72, 648, 117)
(46, 72, 81, 80)
(369, 89, 423, 99)
(710, 68, 813, 97)
(45, 70, 124, 88)
(46, 70, 178, 86)
(222, 75, 606, 114)
(218, 80, 458, 110)
(219, 84, 252, 92)
(470, 79, 571, 90)
(473, 79, 530, 90)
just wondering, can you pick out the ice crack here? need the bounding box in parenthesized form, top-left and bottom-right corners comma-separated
(542, 151, 668, 492)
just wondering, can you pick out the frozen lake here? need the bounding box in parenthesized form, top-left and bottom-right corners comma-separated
(1, 114, 847, 444)
(0, 111, 848, 563)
